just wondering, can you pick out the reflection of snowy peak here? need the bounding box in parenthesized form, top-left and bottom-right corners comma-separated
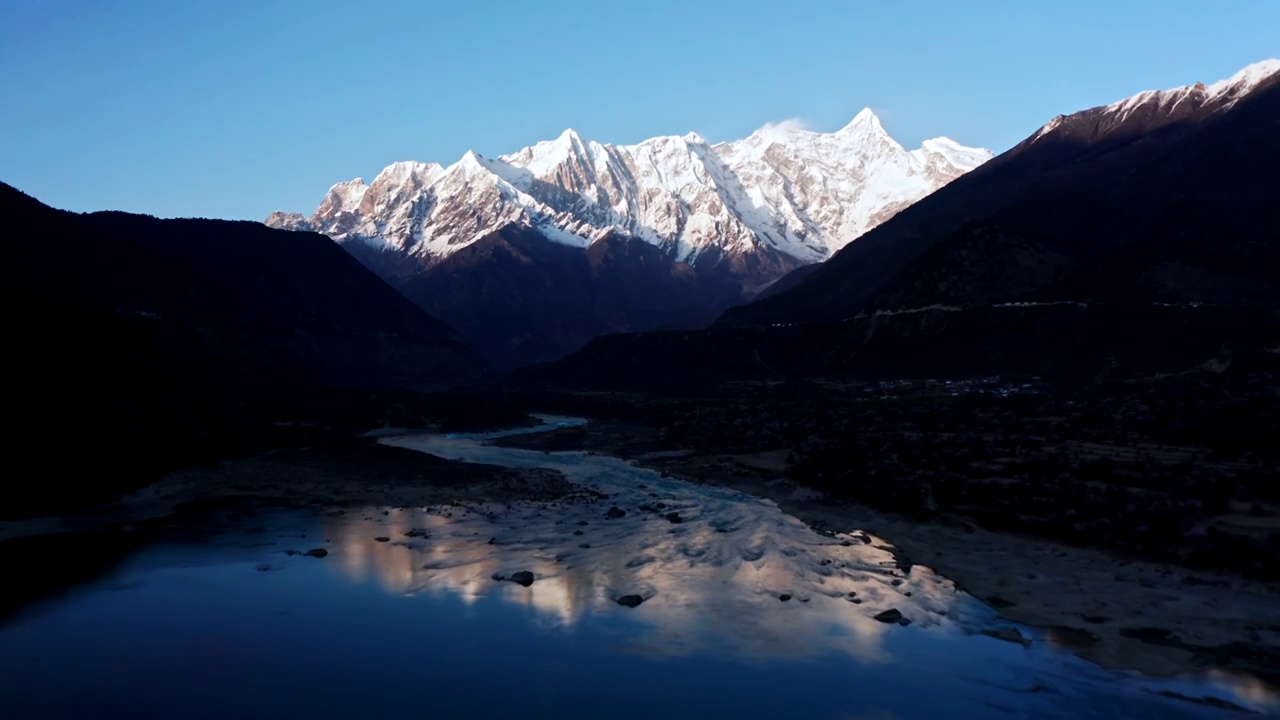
(268, 109, 990, 286)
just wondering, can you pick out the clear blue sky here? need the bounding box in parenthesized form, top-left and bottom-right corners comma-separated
(2, 0, 1277, 220)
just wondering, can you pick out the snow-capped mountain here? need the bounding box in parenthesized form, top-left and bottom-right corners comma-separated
(1019, 58, 1280, 150)
(719, 58, 1280, 339)
(714, 110, 989, 264)
(268, 109, 990, 291)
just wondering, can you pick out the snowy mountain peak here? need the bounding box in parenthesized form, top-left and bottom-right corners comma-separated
(269, 109, 991, 286)
(316, 178, 368, 217)
(833, 108, 905, 156)
(264, 211, 310, 231)
(372, 161, 442, 187)
(838, 107, 885, 134)
(327, 177, 366, 194)
(1025, 58, 1279, 149)
(1107, 58, 1279, 118)
(455, 150, 493, 177)
(919, 137, 993, 169)
(500, 128, 600, 181)
(1207, 58, 1280, 99)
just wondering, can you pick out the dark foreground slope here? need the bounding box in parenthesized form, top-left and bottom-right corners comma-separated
(1, 183, 487, 516)
(526, 67, 1280, 387)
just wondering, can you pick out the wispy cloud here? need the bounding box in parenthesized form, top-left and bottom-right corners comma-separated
(759, 117, 811, 133)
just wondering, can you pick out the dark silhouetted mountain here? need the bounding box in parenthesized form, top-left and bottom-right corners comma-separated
(524, 60, 1280, 386)
(396, 226, 745, 369)
(1, 183, 486, 515)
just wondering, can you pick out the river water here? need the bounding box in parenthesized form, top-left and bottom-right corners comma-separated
(0, 417, 1274, 718)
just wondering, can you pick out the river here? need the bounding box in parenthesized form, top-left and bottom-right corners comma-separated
(0, 417, 1273, 718)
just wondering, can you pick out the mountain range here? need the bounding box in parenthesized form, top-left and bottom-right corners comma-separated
(5, 59, 1277, 517)
(527, 59, 1280, 385)
(268, 110, 990, 367)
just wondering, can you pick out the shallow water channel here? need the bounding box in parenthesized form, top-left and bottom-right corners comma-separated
(0, 417, 1273, 718)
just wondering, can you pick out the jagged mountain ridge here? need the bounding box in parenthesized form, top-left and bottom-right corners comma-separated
(267, 109, 990, 291)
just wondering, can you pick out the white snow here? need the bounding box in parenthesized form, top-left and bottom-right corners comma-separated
(1105, 58, 1279, 121)
(1024, 59, 1278, 148)
(1205, 59, 1280, 99)
(317, 178, 368, 215)
(270, 107, 992, 274)
(532, 221, 591, 249)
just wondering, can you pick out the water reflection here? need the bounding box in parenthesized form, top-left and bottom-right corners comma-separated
(323, 502, 959, 663)
(360, 419, 1280, 713)
(2, 419, 1277, 718)
(340, 420, 982, 664)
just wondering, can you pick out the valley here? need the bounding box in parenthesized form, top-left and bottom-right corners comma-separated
(3, 11, 1279, 714)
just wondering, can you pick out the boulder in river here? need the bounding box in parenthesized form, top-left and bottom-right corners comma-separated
(665, 512, 684, 524)
(605, 506, 627, 519)
(874, 608, 907, 624)
(374, 537, 390, 542)
(617, 595, 645, 608)
(303, 548, 328, 558)
(509, 571, 535, 587)
(779, 594, 792, 602)
(982, 628, 1032, 647)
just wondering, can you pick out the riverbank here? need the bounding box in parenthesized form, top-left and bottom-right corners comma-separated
(491, 420, 1280, 686)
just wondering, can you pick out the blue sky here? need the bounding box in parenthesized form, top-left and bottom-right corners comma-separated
(2, 0, 1277, 220)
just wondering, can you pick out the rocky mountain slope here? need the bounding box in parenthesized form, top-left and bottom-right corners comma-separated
(397, 226, 743, 367)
